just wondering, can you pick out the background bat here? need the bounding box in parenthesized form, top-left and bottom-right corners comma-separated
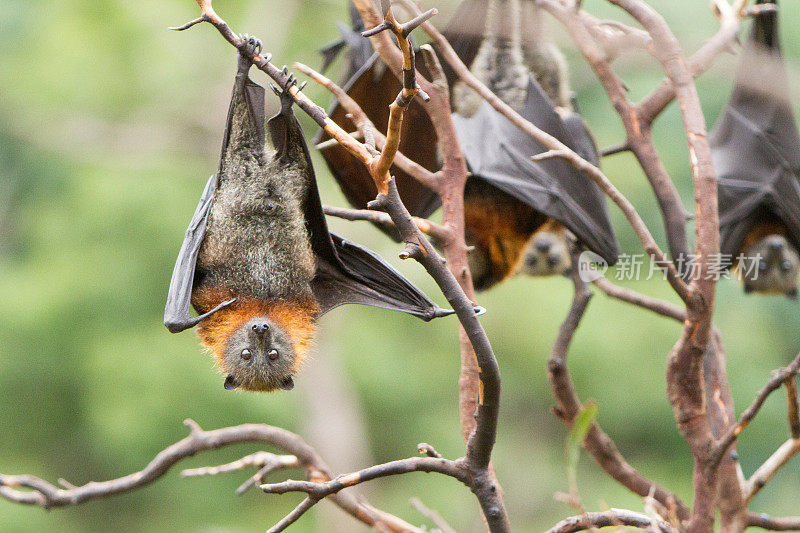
(710, 0, 800, 298)
(318, 0, 618, 290)
(447, 0, 619, 290)
(164, 42, 449, 393)
(316, 5, 441, 241)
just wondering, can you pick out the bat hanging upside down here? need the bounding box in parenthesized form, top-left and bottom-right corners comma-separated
(164, 38, 450, 392)
(318, 0, 618, 291)
(711, 0, 800, 299)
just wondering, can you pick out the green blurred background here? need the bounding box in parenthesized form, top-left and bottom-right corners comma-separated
(1, 0, 799, 531)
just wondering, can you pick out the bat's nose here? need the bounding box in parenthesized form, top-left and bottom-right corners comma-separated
(251, 323, 271, 335)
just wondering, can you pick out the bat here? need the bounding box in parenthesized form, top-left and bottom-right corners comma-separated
(710, 0, 800, 298)
(316, 5, 441, 240)
(164, 42, 451, 392)
(317, 0, 618, 290)
(448, 0, 619, 289)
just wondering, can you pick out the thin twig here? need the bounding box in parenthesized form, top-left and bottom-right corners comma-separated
(744, 438, 800, 503)
(592, 275, 686, 322)
(714, 353, 800, 468)
(545, 509, 676, 533)
(410, 497, 457, 533)
(747, 512, 800, 531)
(323, 205, 453, 243)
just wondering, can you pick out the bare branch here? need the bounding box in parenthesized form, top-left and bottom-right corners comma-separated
(714, 353, 800, 467)
(0, 420, 421, 532)
(545, 509, 677, 533)
(294, 61, 441, 193)
(747, 512, 800, 531)
(548, 251, 689, 520)
(592, 275, 686, 322)
(180, 451, 298, 479)
(637, 0, 757, 125)
(744, 438, 800, 503)
(323, 205, 453, 243)
(410, 497, 457, 533)
(786, 377, 800, 439)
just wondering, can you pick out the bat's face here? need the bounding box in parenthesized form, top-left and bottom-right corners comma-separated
(220, 317, 297, 392)
(739, 235, 800, 299)
(519, 231, 570, 277)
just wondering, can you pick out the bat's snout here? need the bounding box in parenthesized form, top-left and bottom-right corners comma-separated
(251, 322, 271, 336)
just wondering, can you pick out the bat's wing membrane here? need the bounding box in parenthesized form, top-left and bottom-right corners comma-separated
(164, 175, 234, 332)
(268, 92, 451, 320)
(452, 78, 620, 264)
(711, 0, 800, 259)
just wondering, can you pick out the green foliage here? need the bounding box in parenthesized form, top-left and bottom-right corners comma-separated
(1, 1, 800, 532)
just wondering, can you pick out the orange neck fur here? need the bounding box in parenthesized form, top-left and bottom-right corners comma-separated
(193, 286, 318, 373)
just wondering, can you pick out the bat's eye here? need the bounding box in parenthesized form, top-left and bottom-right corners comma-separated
(759, 262, 768, 272)
(265, 200, 276, 211)
(267, 348, 279, 361)
(781, 260, 792, 272)
(241, 348, 252, 360)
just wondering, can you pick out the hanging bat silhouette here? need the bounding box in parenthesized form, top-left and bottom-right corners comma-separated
(164, 41, 450, 392)
(447, 0, 619, 289)
(710, 0, 800, 298)
(317, 0, 617, 289)
(316, 4, 441, 240)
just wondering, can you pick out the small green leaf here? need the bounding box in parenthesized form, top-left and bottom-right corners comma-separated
(565, 400, 599, 495)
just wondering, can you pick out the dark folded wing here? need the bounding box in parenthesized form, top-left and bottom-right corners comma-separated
(317, 52, 441, 240)
(452, 77, 620, 264)
(711, 0, 800, 257)
(164, 175, 224, 333)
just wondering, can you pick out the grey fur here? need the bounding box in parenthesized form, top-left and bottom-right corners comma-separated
(194, 80, 316, 303)
(220, 317, 297, 392)
(453, 0, 570, 116)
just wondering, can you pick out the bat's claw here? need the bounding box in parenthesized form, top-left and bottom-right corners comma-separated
(239, 33, 263, 57)
(270, 72, 299, 114)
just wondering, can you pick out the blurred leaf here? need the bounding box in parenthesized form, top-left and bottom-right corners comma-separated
(565, 400, 598, 496)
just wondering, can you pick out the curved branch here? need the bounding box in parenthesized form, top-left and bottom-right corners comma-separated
(592, 275, 686, 322)
(548, 252, 689, 520)
(546, 509, 677, 533)
(0, 420, 421, 533)
(323, 205, 453, 243)
(747, 513, 800, 531)
(713, 353, 800, 468)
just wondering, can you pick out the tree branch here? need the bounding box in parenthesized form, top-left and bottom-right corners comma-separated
(548, 250, 689, 521)
(545, 509, 677, 533)
(591, 275, 686, 322)
(0, 420, 422, 532)
(323, 205, 453, 243)
(747, 513, 800, 531)
(744, 438, 800, 503)
(713, 353, 800, 468)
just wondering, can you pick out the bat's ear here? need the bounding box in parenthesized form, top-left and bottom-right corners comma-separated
(223, 375, 240, 390)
